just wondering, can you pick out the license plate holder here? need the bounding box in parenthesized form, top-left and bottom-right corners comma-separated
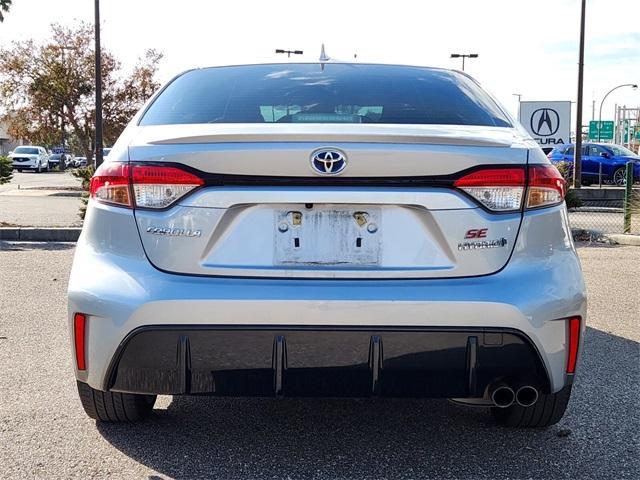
(274, 206, 381, 266)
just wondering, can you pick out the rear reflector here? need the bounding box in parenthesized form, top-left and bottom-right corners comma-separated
(454, 165, 566, 212)
(89, 163, 204, 209)
(566, 316, 581, 374)
(74, 313, 87, 371)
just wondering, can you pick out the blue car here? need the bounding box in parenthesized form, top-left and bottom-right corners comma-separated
(548, 143, 640, 185)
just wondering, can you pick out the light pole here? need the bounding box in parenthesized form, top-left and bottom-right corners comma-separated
(450, 53, 478, 71)
(94, 0, 104, 168)
(573, 0, 586, 189)
(59, 45, 75, 164)
(275, 49, 303, 58)
(597, 83, 638, 142)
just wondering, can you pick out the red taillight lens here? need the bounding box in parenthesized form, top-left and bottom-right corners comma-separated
(74, 313, 87, 371)
(527, 165, 567, 209)
(131, 165, 204, 209)
(89, 163, 204, 209)
(89, 163, 131, 207)
(454, 165, 567, 212)
(454, 168, 525, 211)
(566, 316, 581, 374)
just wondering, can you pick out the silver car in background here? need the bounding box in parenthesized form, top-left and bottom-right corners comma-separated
(68, 63, 586, 427)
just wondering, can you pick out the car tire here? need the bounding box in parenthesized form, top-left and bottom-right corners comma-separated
(491, 385, 572, 428)
(612, 168, 626, 186)
(76, 380, 156, 422)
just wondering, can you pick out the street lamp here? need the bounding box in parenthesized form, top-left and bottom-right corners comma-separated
(59, 45, 76, 163)
(450, 53, 478, 71)
(597, 83, 638, 142)
(275, 49, 303, 58)
(94, 0, 104, 168)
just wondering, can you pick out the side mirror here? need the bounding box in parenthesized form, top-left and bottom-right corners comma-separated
(600, 152, 611, 159)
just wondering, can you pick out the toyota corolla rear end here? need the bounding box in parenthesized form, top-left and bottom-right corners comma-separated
(68, 63, 586, 427)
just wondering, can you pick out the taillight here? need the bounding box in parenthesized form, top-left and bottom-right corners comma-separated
(89, 163, 131, 207)
(131, 165, 204, 208)
(527, 165, 566, 209)
(566, 316, 581, 374)
(454, 168, 525, 211)
(454, 165, 566, 212)
(89, 163, 204, 209)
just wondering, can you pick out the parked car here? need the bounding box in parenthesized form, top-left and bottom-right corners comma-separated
(48, 153, 72, 170)
(73, 156, 88, 167)
(69, 63, 586, 427)
(548, 142, 640, 185)
(9, 145, 50, 172)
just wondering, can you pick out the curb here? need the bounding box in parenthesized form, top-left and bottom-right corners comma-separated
(0, 227, 81, 242)
(608, 234, 640, 246)
(572, 228, 640, 246)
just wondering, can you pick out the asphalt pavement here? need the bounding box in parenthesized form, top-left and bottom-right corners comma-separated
(0, 171, 82, 227)
(0, 243, 638, 479)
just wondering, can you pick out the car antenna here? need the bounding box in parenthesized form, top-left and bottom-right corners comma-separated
(319, 43, 330, 71)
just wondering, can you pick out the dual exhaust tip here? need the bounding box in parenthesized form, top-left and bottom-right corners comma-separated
(490, 383, 539, 408)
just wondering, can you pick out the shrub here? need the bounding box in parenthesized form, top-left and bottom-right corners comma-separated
(554, 161, 581, 209)
(0, 155, 13, 185)
(71, 166, 95, 220)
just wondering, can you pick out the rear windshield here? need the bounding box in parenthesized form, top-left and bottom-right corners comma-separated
(140, 64, 511, 127)
(14, 147, 39, 154)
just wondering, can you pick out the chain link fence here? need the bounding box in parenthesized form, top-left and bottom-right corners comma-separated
(567, 163, 640, 236)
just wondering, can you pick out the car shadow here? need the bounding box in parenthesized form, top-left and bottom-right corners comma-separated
(96, 327, 639, 479)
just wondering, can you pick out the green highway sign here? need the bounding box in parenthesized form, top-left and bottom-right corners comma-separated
(588, 120, 614, 140)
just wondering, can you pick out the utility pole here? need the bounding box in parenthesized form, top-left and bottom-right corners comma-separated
(573, 0, 586, 189)
(94, 0, 104, 168)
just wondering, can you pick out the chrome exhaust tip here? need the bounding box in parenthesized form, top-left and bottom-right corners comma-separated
(490, 384, 515, 408)
(515, 385, 539, 407)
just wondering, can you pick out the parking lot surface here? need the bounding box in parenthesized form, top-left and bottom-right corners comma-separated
(0, 243, 638, 479)
(0, 171, 81, 193)
(0, 171, 82, 227)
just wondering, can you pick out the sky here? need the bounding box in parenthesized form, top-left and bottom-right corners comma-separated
(0, 0, 638, 124)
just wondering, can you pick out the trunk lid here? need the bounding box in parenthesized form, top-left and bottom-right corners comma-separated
(129, 124, 527, 279)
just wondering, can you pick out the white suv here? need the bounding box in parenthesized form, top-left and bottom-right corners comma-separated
(9, 146, 50, 173)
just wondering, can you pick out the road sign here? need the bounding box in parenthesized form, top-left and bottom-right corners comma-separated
(588, 121, 614, 140)
(519, 101, 571, 147)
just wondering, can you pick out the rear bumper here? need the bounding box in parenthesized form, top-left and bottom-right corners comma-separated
(68, 202, 587, 396)
(107, 325, 548, 398)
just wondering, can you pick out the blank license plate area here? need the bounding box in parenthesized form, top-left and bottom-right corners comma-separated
(274, 205, 381, 265)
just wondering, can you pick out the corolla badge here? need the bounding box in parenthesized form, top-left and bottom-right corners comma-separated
(146, 226, 202, 238)
(310, 148, 347, 175)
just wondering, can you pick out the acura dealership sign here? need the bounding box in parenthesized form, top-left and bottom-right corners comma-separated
(519, 101, 571, 147)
